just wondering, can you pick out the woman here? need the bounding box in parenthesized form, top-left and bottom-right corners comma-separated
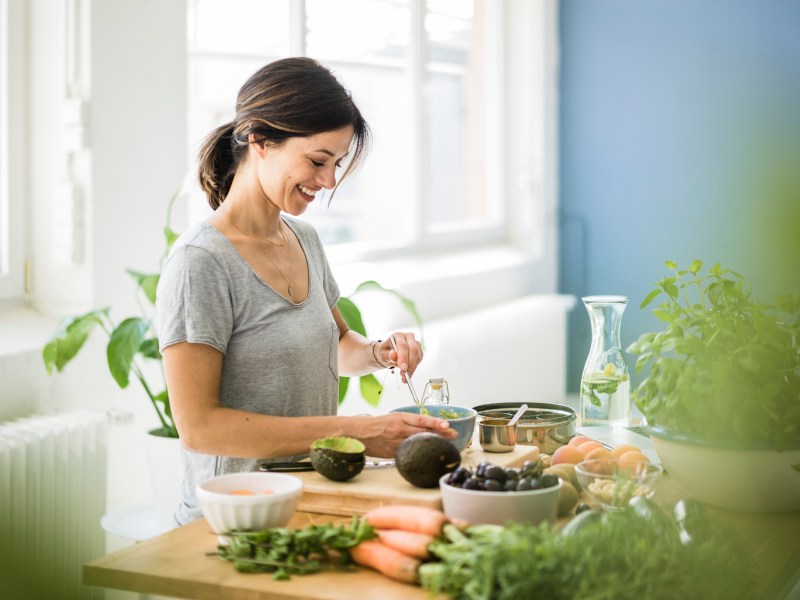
(156, 57, 455, 525)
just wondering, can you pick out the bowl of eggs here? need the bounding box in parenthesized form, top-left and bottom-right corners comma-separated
(197, 472, 303, 540)
(574, 458, 663, 511)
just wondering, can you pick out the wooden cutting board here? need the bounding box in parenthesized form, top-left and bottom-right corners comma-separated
(294, 443, 541, 516)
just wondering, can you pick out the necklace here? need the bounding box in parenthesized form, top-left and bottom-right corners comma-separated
(225, 211, 294, 299)
(226, 211, 287, 247)
(260, 238, 293, 300)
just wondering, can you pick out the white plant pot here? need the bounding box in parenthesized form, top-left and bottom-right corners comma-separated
(146, 429, 183, 531)
(649, 426, 800, 513)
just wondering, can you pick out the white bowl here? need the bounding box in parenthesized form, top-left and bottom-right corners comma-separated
(197, 472, 303, 538)
(649, 426, 800, 513)
(439, 473, 561, 526)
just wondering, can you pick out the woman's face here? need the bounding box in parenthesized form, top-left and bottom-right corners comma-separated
(256, 126, 355, 216)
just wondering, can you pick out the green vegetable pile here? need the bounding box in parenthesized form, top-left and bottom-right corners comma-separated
(216, 516, 376, 580)
(419, 498, 754, 600)
(627, 260, 800, 449)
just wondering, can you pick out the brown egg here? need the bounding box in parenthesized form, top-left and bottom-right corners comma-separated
(584, 447, 612, 461)
(609, 444, 641, 459)
(577, 441, 603, 455)
(568, 435, 592, 448)
(551, 445, 586, 466)
(617, 450, 651, 475)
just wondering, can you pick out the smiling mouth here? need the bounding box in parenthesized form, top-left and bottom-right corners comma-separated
(297, 184, 318, 200)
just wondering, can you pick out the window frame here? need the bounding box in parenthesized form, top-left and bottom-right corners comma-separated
(186, 0, 557, 267)
(0, 0, 26, 301)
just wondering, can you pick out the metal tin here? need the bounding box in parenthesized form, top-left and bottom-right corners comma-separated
(473, 402, 576, 454)
(478, 418, 518, 453)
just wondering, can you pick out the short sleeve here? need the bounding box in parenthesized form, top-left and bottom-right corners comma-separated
(155, 244, 234, 354)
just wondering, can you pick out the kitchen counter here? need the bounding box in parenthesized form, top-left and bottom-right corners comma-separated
(84, 458, 800, 600)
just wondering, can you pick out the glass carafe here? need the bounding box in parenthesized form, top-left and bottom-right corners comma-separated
(580, 296, 631, 426)
(421, 377, 449, 406)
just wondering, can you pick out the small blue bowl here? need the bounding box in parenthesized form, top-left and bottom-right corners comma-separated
(390, 405, 477, 452)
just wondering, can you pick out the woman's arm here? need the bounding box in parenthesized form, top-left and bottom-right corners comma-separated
(333, 306, 422, 379)
(162, 340, 451, 459)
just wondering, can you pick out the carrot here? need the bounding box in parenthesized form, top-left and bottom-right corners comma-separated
(376, 529, 434, 560)
(350, 540, 421, 584)
(364, 505, 448, 537)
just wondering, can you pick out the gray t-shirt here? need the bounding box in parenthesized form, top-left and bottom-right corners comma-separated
(156, 217, 340, 525)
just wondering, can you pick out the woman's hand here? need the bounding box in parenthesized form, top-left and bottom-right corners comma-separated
(375, 332, 423, 380)
(350, 412, 457, 458)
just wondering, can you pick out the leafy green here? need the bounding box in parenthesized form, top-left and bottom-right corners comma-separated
(627, 260, 800, 449)
(419, 504, 755, 600)
(216, 516, 376, 580)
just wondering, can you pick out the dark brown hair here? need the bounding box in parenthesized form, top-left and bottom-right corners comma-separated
(197, 57, 370, 209)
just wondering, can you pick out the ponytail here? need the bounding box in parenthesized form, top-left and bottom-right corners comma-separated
(197, 122, 241, 210)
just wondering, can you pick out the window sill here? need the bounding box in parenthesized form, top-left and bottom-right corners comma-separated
(0, 305, 58, 358)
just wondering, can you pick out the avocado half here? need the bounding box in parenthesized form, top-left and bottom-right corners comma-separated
(310, 437, 366, 482)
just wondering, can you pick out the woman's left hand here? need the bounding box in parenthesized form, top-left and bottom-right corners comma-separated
(376, 332, 423, 380)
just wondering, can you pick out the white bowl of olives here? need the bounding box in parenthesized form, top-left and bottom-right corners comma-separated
(439, 460, 562, 526)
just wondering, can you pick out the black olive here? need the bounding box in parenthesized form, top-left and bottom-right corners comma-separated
(504, 480, 517, 492)
(529, 477, 545, 490)
(540, 473, 559, 489)
(476, 461, 490, 477)
(503, 467, 519, 481)
(484, 465, 507, 483)
(516, 478, 532, 491)
(463, 477, 482, 490)
(484, 479, 503, 492)
(575, 503, 592, 515)
(449, 466, 470, 485)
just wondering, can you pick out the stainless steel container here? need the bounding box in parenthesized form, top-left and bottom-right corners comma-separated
(478, 418, 517, 453)
(473, 402, 576, 454)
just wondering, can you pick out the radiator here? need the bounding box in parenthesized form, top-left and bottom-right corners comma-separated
(0, 411, 107, 600)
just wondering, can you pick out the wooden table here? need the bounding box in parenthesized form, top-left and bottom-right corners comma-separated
(85, 457, 800, 600)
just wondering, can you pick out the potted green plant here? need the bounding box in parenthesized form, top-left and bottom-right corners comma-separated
(627, 260, 800, 512)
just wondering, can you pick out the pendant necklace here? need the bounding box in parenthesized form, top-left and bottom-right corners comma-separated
(226, 211, 294, 300)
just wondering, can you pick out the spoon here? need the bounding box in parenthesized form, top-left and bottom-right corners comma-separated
(507, 404, 528, 427)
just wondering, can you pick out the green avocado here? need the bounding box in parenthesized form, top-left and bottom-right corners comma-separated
(310, 437, 366, 482)
(395, 432, 461, 488)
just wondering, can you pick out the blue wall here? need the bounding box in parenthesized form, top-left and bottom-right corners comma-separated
(559, 0, 800, 392)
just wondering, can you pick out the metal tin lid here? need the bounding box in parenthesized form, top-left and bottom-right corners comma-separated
(473, 402, 576, 427)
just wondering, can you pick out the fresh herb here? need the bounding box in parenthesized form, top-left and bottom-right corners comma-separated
(581, 372, 629, 407)
(419, 502, 754, 600)
(216, 516, 376, 580)
(626, 260, 800, 449)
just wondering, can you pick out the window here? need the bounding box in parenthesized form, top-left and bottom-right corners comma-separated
(0, 0, 25, 300)
(187, 0, 549, 261)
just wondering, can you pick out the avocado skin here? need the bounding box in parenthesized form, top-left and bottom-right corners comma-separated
(310, 447, 366, 482)
(395, 432, 461, 488)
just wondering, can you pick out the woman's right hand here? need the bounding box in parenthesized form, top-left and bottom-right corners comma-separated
(349, 412, 458, 458)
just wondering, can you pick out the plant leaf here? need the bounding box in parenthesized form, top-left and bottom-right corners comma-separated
(336, 297, 366, 336)
(127, 270, 160, 305)
(359, 374, 382, 407)
(353, 280, 426, 344)
(640, 289, 662, 310)
(688, 259, 703, 274)
(139, 338, 162, 359)
(665, 260, 677, 270)
(338, 376, 350, 405)
(43, 310, 108, 373)
(107, 317, 149, 388)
